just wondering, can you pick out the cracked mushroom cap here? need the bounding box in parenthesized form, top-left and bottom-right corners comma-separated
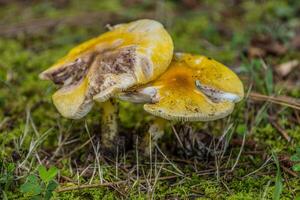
(119, 53, 244, 121)
(39, 19, 173, 119)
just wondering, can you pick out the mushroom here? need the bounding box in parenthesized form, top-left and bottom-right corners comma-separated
(39, 19, 174, 150)
(118, 53, 244, 154)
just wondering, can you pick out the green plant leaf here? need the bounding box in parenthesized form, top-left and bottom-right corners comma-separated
(20, 182, 41, 196)
(296, 147, 300, 154)
(292, 163, 300, 172)
(45, 180, 59, 200)
(38, 165, 58, 183)
(31, 195, 42, 200)
(272, 153, 283, 200)
(265, 65, 273, 95)
(27, 175, 39, 184)
(2, 191, 8, 200)
(290, 154, 300, 162)
(38, 165, 48, 183)
(47, 166, 58, 181)
(236, 124, 247, 136)
(0, 162, 15, 191)
(7, 163, 15, 173)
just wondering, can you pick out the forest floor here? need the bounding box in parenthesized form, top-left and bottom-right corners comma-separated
(0, 0, 300, 199)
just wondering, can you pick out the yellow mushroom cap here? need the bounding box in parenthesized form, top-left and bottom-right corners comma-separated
(39, 19, 173, 119)
(120, 53, 244, 121)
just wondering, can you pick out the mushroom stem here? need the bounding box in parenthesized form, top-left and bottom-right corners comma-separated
(141, 117, 167, 155)
(101, 99, 119, 150)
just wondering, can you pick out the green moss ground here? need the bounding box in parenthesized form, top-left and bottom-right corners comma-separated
(1, 0, 300, 199)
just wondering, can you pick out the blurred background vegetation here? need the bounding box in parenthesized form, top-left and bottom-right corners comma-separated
(0, 0, 300, 199)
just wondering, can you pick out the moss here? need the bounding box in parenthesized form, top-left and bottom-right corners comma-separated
(252, 123, 300, 154)
(54, 188, 119, 200)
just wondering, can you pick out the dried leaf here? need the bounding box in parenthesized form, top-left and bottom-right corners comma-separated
(248, 47, 266, 58)
(275, 60, 299, 77)
(248, 35, 287, 58)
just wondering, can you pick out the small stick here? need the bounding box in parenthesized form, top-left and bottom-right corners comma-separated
(171, 125, 184, 148)
(56, 175, 178, 193)
(60, 175, 75, 182)
(249, 92, 300, 110)
(243, 156, 272, 178)
(270, 120, 291, 142)
(281, 165, 298, 177)
(295, 110, 300, 125)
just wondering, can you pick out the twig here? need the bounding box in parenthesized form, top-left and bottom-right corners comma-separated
(60, 175, 75, 182)
(249, 92, 300, 110)
(295, 110, 300, 125)
(155, 144, 184, 176)
(56, 175, 178, 193)
(243, 156, 272, 178)
(281, 165, 298, 177)
(270, 120, 291, 142)
(230, 138, 257, 149)
(171, 125, 184, 148)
